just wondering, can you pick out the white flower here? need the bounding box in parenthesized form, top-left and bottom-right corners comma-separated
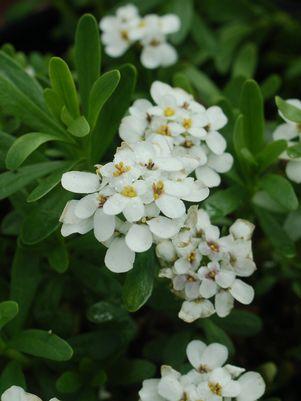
(197, 367, 241, 400)
(178, 299, 215, 322)
(186, 340, 228, 373)
(273, 98, 301, 183)
(1, 386, 60, 401)
(236, 372, 266, 401)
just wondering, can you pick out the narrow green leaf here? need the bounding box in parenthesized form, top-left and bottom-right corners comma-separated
(49, 57, 79, 118)
(9, 246, 41, 334)
(0, 361, 26, 394)
(205, 186, 245, 218)
(21, 187, 72, 245)
(191, 14, 217, 55)
(287, 143, 301, 158)
(67, 115, 90, 137)
(56, 371, 81, 394)
(213, 310, 262, 337)
(9, 329, 73, 361)
(201, 319, 235, 355)
(172, 72, 193, 94)
(232, 42, 257, 78)
(256, 140, 287, 171)
(252, 191, 289, 214)
(27, 160, 77, 202)
(0, 161, 68, 200)
(184, 65, 221, 104)
(169, 0, 193, 44)
(114, 359, 156, 385)
(48, 240, 69, 273)
(260, 174, 298, 211)
(88, 70, 120, 128)
(75, 14, 101, 115)
(261, 74, 281, 100)
(240, 79, 264, 154)
(6, 132, 67, 170)
(87, 301, 128, 324)
(90, 64, 136, 163)
(0, 301, 18, 330)
(44, 88, 64, 121)
(276, 96, 301, 123)
(255, 207, 296, 258)
(123, 249, 156, 312)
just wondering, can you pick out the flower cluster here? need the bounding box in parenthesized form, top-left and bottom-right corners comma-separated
(60, 82, 232, 274)
(99, 4, 180, 68)
(157, 207, 256, 322)
(1, 386, 59, 401)
(139, 340, 265, 401)
(273, 98, 301, 183)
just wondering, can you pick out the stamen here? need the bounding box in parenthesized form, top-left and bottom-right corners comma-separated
(208, 382, 222, 396)
(113, 161, 131, 176)
(164, 107, 175, 117)
(157, 125, 171, 136)
(153, 181, 164, 199)
(121, 186, 137, 198)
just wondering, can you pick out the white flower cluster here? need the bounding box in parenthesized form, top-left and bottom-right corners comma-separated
(273, 98, 301, 183)
(139, 340, 265, 401)
(60, 82, 233, 274)
(1, 386, 59, 401)
(99, 4, 181, 69)
(157, 207, 256, 323)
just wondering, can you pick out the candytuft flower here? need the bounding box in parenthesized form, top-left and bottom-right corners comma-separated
(139, 340, 265, 401)
(99, 5, 180, 69)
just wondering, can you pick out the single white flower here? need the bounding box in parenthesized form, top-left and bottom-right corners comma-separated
(236, 372, 266, 401)
(1, 386, 60, 401)
(197, 367, 241, 400)
(186, 340, 228, 374)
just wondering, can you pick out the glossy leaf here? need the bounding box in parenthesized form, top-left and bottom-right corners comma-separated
(256, 140, 287, 171)
(260, 174, 298, 211)
(67, 115, 90, 137)
(0, 301, 18, 330)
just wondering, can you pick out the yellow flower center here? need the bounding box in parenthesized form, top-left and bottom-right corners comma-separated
(187, 252, 196, 263)
(145, 159, 155, 170)
(198, 364, 210, 373)
(139, 20, 146, 28)
(208, 382, 222, 396)
(120, 30, 129, 41)
(150, 39, 160, 47)
(208, 241, 219, 252)
(121, 186, 137, 198)
(164, 107, 175, 117)
(98, 195, 107, 207)
(183, 118, 192, 129)
(157, 125, 171, 136)
(208, 270, 217, 280)
(153, 180, 164, 200)
(113, 161, 131, 177)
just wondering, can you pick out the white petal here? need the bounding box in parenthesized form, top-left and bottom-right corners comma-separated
(151, 81, 172, 104)
(208, 152, 234, 173)
(230, 279, 254, 305)
(123, 198, 145, 222)
(178, 300, 215, 323)
(160, 14, 181, 34)
(286, 160, 301, 183)
(223, 380, 241, 397)
(141, 46, 161, 69)
(206, 131, 227, 155)
(125, 224, 153, 252)
(207, 106, 228, 130)
(230, 219, 255, 240)
(158, 43, 178, 67)
(104, 237, 135, 273)
(273, 122, 298, 141)
(156, 195, 185, 218)
(147, 216, 180, 238)
(2, 386, 28, 401)
(74, 194, 98, 219)
(215, 290, 234, 317)
(61, 171, 100, 194)
(237, 372, 266, 401)
(186, 340, 207, 370)
(158, 376, 183, 401)
(93, 208, 115, 242)
(139, 379, 164, 401)
(103, 193, 127, 215)
(196, 166, 221, 188)
(201, 344, 228, 370)
(225, 364, 246, 378)
(119, 115, 145, 144)
(59, 200, 81, 224)
(199, 278, 218, 298)
(174, 258, 191, 274)
(61, 218, 93, 237)
(215, 271, 236, 288)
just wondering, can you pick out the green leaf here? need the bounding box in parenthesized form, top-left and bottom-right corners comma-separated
(205, 186, 245, 218)
(256, 140, 287, 171)
(287, 143, 301, 158)
(75, 13, 101, 115)
(21, 187, 72, 245)
(0, 161, 67, 200)
(232, 42, 257, 78)
(252, 191, 289, 214)
(201, 319, 235, 355)
(9, 246, 41, 334)
(163, 331, 192, 368)
(67, 115, 90, 137)
(172, 72, 193, 94)
(0, 361, 26, 394)
(44, 88, 64, 121)
(6, 132, 67, 169)
(88, 70, 120, 128)
(114, 359, 156, 385)
(0, 301, 18, 330)
(261, 74, 281, 100)
(184, 65, 221, 104)
(276, 96, 301, 123)
(284, 209, 301, 241)
(260, 174, 298, 211)
(87, 301, 128, 324)
(169, 0, 193, 44)
(255, 207, 296, 258)
(191, 14, 217, 56)
(90, 64, 136, 163)
(123, 249, 156, 312)
(9, 329, 73, 361)
(213, 310, 262, 337)
(48, 240, 69, 273)
(56, 371, 81, 394)
(27, 160, 77, 202)
(240, 79, 264, 154)
(49, 57, 79, 119)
